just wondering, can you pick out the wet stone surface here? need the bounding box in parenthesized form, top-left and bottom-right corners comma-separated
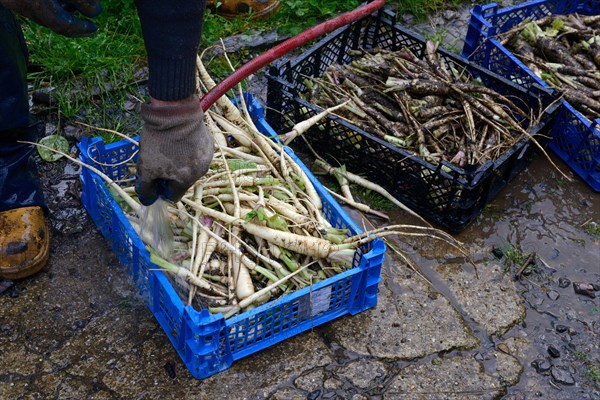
(2, 2, 600, 399)
(531, 358, 552, 374)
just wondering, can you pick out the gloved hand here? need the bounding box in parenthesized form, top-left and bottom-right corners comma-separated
(0, 0, 101, 37)
(135, 95, 215, 206)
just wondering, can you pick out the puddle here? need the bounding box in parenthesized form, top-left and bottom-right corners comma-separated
(63, 162, 80, 177)
(51, 180, 70, 198)
(377, 153, 600, 398)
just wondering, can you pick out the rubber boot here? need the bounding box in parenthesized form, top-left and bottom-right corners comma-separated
(208, 0, 280, 19)
(0, 207, 50, 279)
(0, 4, 50, 279)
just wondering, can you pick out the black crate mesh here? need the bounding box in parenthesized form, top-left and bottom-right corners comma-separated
(266, 9, 554, 231)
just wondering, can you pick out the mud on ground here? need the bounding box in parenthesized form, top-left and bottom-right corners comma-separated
(1, 2, 599, 399)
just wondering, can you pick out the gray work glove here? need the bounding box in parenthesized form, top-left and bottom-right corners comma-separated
(0, 0, 101, 37)
(135, 95, 214, 206)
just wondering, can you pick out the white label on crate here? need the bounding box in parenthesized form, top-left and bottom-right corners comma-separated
(298, 286, 332, 320)
(311, 286, 332, 316)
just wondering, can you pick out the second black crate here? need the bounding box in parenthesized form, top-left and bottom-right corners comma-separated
(265, 8, 558, 232)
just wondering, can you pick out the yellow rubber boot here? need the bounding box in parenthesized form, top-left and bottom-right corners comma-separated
(0, 206, 50, 280)
(208, 0, 280, 19)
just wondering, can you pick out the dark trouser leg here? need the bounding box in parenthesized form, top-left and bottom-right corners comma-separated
(0, 4, 46, 213)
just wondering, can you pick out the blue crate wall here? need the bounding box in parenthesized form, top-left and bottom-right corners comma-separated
(462, 0, 600, 191)
(78, 95, 386, 379)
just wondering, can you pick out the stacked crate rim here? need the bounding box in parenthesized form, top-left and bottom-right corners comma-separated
(77, 94, 386, 379)
(265, 8, 557, 232)
(461, 0, 600, 191)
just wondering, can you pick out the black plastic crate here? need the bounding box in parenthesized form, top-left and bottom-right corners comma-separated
(265, 8, 557, 232)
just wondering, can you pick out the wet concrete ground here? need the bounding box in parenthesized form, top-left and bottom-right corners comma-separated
(1, 138, 598, 400)
(2, 1, 599, 399)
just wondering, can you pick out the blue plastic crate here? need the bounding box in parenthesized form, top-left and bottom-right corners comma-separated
(77, 95, 386, 379)
(462, 0, 600, 191)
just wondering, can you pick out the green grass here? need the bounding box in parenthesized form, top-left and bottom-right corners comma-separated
(24, 10, 143, 83)
(500, 243, 539, 274)
(353, 185, 397, 211)
(202, 0, 464, 41)
(573, 349, 600, 387)
(117, 297, 133, 310)
(204, 0, 363, 40)
(587, 365, 600, 385)
(503, 244, 527, 266)
(584, 221, 600, 236)
(22, 0, 468, 125)
(315, 170, 397, 212)
(23, 0, 144, 120)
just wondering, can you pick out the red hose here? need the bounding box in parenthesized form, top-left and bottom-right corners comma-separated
(199, 0, 386, 111)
